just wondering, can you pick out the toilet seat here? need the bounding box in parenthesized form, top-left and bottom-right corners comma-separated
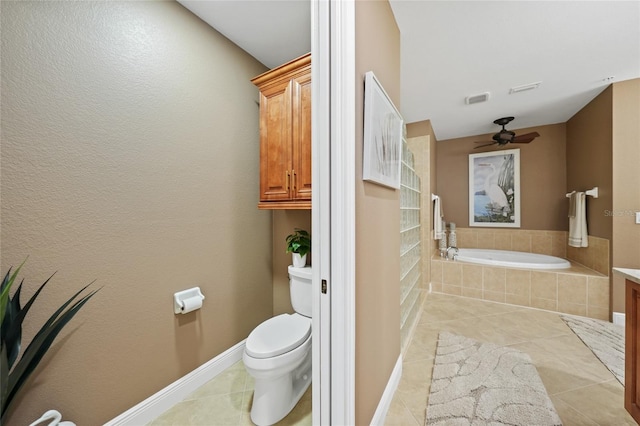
(246, 313, 311, 359)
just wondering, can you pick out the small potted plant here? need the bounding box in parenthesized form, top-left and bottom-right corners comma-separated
(285, 228, 311, 268)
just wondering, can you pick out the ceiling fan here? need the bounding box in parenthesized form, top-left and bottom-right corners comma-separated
(474, 117, 540, 149)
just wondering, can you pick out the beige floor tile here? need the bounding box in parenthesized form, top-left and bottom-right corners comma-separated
(275, 387, 312, 426)
(386, 292, 630, 426)
(150, 393, 245, 426)
(403, 322, 440, 362)
(152, 292, 630, 426)
(384, 397, 421, 426)
(554, 380, 637, 425)
(418, 297, 480, 324)
(549, 396, 598, 426)
(185, 362, 248, 400)
(394, 358, 432, 424)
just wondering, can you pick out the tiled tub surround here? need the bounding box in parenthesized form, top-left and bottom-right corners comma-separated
(435, 228, 610, 276)
(431, 255, 610, 320)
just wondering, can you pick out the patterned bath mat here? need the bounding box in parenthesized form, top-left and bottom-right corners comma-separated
(561, 315, 625, 385)
(426, 332, 562, 425)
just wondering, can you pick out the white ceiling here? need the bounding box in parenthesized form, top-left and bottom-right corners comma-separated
(177, 0, 640, 141)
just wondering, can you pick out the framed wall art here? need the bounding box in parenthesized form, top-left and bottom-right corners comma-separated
(469, 148, 521, 227)
(362, 71, 403, 189)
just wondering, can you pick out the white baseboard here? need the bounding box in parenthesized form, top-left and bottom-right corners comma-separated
(369, 354, 402, 426)
(613, 312, 626, 327)
(104, 340, 246, 426)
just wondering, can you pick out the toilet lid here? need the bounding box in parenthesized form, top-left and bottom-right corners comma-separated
(245, 314, 311, 359)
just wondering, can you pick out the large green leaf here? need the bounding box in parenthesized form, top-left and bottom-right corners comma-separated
(0, 262, 99, 423)
(2, 288, 98, 420)
(0, 260, 26, 326)
(2, 274, 55, 371)
(1, 281, 23, 369)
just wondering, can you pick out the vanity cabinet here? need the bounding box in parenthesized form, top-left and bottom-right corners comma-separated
(252, 53, 311, 210)
(625, 275, 640, 423)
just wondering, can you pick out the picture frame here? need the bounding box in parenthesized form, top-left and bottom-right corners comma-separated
(469, 148, 521, 227)
(363, 71, 403, 189)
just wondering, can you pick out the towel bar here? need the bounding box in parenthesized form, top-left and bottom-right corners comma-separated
(566, 187, 598, 198)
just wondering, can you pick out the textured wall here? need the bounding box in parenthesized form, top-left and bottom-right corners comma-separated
(1, 2, 271, 423)
(566, 87, 613, 240)
(437, 123, 568, 231)
(354, 1, 401, 424)
(612, 79, 640, 313)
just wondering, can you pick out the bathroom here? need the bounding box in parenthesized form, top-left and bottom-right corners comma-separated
(2, 1, 640, 426)
(1, 1, 312, 424)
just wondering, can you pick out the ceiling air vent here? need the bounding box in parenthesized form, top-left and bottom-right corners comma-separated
(509, 81, 542, 94)
(465, 92, 490, 105)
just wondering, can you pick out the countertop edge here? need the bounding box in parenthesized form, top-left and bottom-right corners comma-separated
(613, 267, 640, 284)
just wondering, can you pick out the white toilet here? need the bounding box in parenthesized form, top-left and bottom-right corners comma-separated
(243, 265, 312, 426)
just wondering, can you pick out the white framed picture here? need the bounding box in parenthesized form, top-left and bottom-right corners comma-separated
(469, 148, 521, 227)
(363, 71, 403, 189)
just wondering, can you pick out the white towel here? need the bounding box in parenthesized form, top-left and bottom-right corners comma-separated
(433, 195, 444, 240)
(568, 191, 577, 218)
(568, 192, 589, 247)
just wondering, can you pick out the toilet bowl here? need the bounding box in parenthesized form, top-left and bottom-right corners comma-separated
(243, 266, 312, 426)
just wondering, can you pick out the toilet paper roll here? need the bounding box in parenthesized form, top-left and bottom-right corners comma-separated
(180, 296, 203, 314)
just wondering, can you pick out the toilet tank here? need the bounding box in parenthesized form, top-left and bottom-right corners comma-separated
(288, 265, 312, 317)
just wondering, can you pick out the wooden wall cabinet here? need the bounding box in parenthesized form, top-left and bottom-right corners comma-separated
(252, 53, 311, 209)
(626, 276, 640, 423)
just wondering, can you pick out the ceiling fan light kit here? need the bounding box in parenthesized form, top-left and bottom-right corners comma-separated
(473, 116, 540, 149)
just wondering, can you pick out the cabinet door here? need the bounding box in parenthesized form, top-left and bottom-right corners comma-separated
(291, 72, 312, 201)
(259, 80, 293, 202)
(626, 279, 640, 423)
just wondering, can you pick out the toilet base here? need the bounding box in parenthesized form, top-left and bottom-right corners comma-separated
(250, 360, 311, 425)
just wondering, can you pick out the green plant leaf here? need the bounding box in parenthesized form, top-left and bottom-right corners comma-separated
(2, 286, 99, 421)
(0, 259, 26, 327)
(1, 281, 23, 369)
(2, 274, 55, 371)
(0, 344, 8, 421)
(285, 229, 311, 256)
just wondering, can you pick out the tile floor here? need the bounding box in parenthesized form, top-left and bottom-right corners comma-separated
(147, 362, 311, 426)
(384, 292, 636, 425)
(149, 291, 634, 425)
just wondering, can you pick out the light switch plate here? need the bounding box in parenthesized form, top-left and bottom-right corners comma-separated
(636, 211, 640, 224)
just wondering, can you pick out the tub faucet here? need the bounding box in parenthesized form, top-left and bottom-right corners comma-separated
(446, 246, 459, 261)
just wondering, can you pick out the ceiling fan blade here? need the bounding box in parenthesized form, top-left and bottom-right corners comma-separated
(474, 140, 494, 144)
(512, 132, 540, 144)
(474, 142, 497, 149)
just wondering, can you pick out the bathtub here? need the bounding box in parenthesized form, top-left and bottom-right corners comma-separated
(454, 248, 571, 270)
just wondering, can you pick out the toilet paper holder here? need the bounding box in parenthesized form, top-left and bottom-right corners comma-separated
(173, 287, 205, 314)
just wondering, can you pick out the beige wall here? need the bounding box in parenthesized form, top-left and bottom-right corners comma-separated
(1, 2, 272, 424)
(436, 123, 568, 231)
(612, 79, 640, 313)
(566, 86, 613, 240)
(407, 119, 438, 214)
(566, 80, 640, 314)
(354, 0, 401, 424)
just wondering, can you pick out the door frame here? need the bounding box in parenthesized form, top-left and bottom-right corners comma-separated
(311, 0, 356, 424)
